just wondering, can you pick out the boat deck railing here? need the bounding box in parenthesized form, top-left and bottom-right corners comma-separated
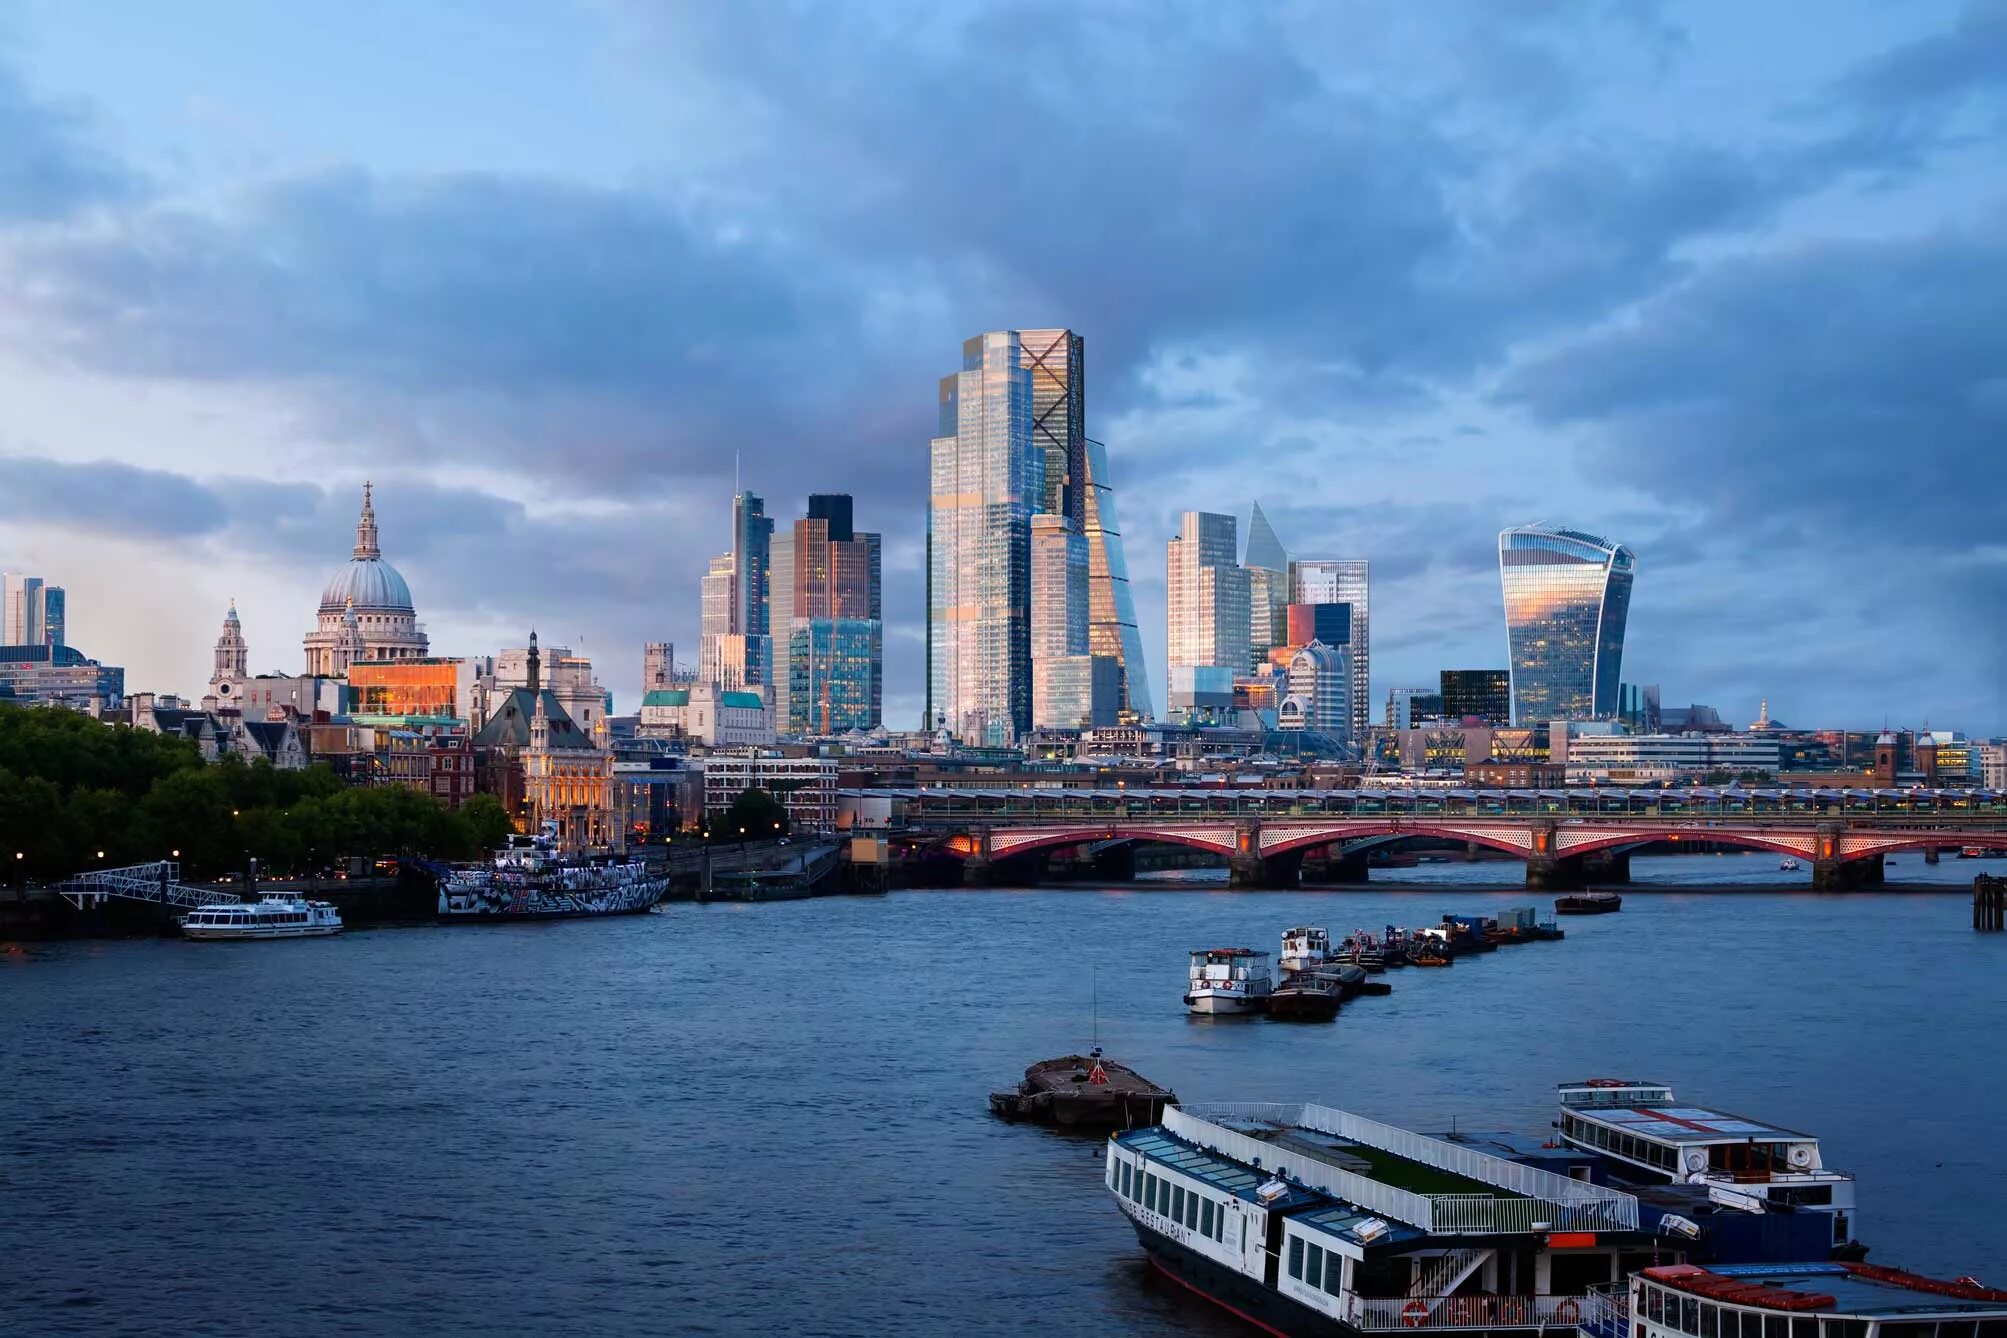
(1171, 1103, 1639, 1234)
(1352, 1293, 1594, 1330)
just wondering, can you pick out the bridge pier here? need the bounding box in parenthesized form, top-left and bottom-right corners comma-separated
(1813, 853, 1883, 891)
(1524, 855, 1583, 891)
(1580, 850, 1631, 884)
(1229, 850, 1301, 889)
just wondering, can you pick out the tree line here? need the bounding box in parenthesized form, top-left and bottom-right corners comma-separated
(0, 703, 511, 882)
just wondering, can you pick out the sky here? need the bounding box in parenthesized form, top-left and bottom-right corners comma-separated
(0, 0, 2003, 732)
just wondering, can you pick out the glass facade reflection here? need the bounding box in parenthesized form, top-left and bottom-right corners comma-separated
(774, 498, 882, 735)
(928, 332, 1040, 745)
(348, 658, 471, 723)
(1497, 526, 1635, 724)
(1289, 559, 1369, 740)
(787, 619, 880, 735)
(1082, 438, 1154, 721)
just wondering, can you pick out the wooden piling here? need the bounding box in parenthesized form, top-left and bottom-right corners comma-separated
(1977, 875, 2005, 932)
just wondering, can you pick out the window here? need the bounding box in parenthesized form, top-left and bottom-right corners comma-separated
(1793, 1320, 1820, 1338)
(1185, 1193, 1199, 1230)
(1201, 1199, 1215, 1238)
(1703, 1303, 1720, 1338)
(1289, 1236, 1304, 1280)
(1173, 1186, 1186, 1221)
(1683, 1298, 1699, 1335)
(1306, 1243, 1324, 1289)
(1119, 1163, 1131, 1198)
(1144, 1173, 1157, 1212)
(1765, 1316, 1788, 1338)
(1325, 1255, 1344, 1296)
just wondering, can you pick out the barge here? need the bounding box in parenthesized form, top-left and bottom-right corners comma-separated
(991, 1050, 1175, 1128)
(1556, 892, 1623, 915)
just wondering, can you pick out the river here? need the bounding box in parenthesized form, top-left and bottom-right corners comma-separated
(4, 857, 2003, 1336)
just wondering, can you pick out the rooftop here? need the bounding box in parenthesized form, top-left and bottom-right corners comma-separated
(1577, 1102, 1810, 1145)
(1645, 1265, 2007, 1317)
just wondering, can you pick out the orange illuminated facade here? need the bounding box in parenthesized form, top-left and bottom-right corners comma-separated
(347, 658, 472, 724)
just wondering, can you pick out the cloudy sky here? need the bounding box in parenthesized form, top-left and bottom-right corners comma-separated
(1, 1, 2003, 731)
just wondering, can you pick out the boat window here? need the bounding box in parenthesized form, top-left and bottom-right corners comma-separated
(1793, 1320, 1821, 1338)
(1184, 1193, 1198, 1231)
(1172, 1185, 1185, 1221)
(1144, 1173, 1156, 1211)
(1288, 1235, 1304, 1281)
(1821, 1322, 1868, 1338)
(1201, 1198, 1215, 1238)
(1702, 1302, 1720, 1338)
(1974, 1323, 2007, 1338)
(1324, 1254, 1344, 1296)
(1765, 1315, 1789, 1338)
(1937, 1323, 1975, 1338)
(1305, 1243, 1323, 1290)
(1120, 1163, 1132, 1199)
(1683, 1297, 1700, 1334)
(1880, 1325, 1935, 1338)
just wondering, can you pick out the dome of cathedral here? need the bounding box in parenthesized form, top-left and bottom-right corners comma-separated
(317, 482, 416, 613)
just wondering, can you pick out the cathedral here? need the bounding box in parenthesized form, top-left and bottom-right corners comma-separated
(303, 483, 429, 674)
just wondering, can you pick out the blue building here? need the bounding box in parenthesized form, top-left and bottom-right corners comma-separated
(1498, 525, 1635, 724)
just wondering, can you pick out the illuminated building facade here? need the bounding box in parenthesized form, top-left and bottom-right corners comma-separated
(771, 494, 882, 735)
(1497, 525, 1634, 724)
(1081, 439, 1153, 722)
(1289, 558, 1369, 740)
(348, 658, 476, 725)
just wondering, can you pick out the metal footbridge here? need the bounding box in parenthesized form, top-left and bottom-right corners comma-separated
(52, 861, 243, 911)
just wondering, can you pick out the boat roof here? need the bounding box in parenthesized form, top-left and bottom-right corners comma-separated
(1574, 1102, 1813, 1145)
(1643, 1264, 2007, 1317)
(1191, 947, 1267, 957)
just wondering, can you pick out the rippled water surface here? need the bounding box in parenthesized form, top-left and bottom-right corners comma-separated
(6, 862, 2005, 1336)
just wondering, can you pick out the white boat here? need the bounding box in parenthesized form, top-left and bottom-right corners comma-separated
(181, 894, 343, 940)
(1278, 926, 1331, 976)
(1183, 948, 1271, 1015)
(1779, 857, 1801, 871)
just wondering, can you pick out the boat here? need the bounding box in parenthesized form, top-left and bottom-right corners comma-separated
(1779, 858, 1802, 872)
(1556, 891, 1623, 915)
(1407, 941, 1452, 967)
(437, 823, 668, 922)
(1184, 948, 1272, 1015)
(1630, 1262, 2007, 1338)
(1267, 971, 1344, 1021)
(1555, 1079, 1860, 1253)
(1279, 926, 1334, 975)
(180, 894, 343, 940)
(990, 1049, 1175, 1128)
(1109, 1098, 1666, 1337)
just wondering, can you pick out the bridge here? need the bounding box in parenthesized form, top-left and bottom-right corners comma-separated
(840, 786, 2007, 889)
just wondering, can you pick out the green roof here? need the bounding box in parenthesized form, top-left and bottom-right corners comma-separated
(720, 690, 765, 709)
(641, 689, 689, 707)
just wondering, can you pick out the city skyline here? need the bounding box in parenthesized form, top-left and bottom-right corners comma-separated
(0, 5, 2002, 730)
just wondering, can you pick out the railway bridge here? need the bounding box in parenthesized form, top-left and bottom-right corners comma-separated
(842, 786, 2007, 889)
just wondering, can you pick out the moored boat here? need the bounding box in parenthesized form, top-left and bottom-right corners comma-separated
(1185, 948, 1272, 1015)
(438, 823, 668, 922)
(1630, 1262, 2007, 1338)
(1267, 971, 1344, 1021)
(990, 1049, 1176, 1128)
(1556, 891, 1623, 915)
(181, 894, 343, 940)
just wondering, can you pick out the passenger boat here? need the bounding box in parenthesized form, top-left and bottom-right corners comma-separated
(990, 1049, 1176, 1128)
(1778, 858, 1802, 872)
(181, 894, 343, 940)
(1108, 1099, 1663, 1337)
(1280, 926, 1334, 975)
(1185, 948, 1273, 1015)
(1556, 891, 1623, 915)
(438, 824, 668, 922)
(1554, 1080, 1860, 1253)
(1629, 1262, 2007, 1338)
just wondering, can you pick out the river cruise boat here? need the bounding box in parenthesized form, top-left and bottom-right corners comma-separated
(1185, 948, 1273, 1015)
(1555, 1081, 1859, 1251)
(1107, 1100, 1669, 1337)
(181, 894, 343, 940)
(1281, 927, 1334, 974)
(438, 825, 668, 922)
(1630, 1262, 2007, 1338)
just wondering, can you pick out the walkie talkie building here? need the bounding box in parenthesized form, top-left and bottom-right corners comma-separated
(1498, 525, 1634, 725)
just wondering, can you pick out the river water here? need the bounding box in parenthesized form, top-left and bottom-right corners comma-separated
(5, 853, 2004, 1337)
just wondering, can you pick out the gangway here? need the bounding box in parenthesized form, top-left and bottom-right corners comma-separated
(52, 862, 243, 911)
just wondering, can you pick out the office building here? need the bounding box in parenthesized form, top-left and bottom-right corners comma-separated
(1245, 502, 1289, 672)
(0, 643, 123, 709)
(348, 659, 478, 725)
(700, 755, 841, 834)
(1031, 512, 1102, 729)
(770, 494, 882, 736)
(1166, 512, 1249, 705)
(1286, 603, 1351, 656)
(1387, 687, 1444, 731)
(1279, 641, 1350, 737)
(1440, 669, 1510, 725)
(1562, 732, 1780, 783)
(480, 635, 609, 743)
(1498, 525, 1634, 724)
(928, 331, 1042, 745)
(1081, 439, 1154, 721)
(1290, 558, 1370, 739)
(698, 492, 773, 690)
(2, 573, 54, 647)
(303, 483, 430, 674)
(1619, 682, 1662, 734)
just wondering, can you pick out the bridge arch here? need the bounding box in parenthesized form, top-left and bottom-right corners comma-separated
(1260, 823, 1534, 861)
(949, 826, 1241, 862)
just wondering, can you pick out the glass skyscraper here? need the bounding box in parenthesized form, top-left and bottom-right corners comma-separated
(1497, 525, 1635, 724)
(1166, 512, 1249, 723)
(1290, 558, 1370, 740)
(774, 494, 882, 735)
(1081, 438, 1153, 722)
(928, 332, 1042, 746)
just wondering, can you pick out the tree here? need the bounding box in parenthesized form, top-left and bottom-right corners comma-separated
(458, 794, 513, 855)
(715, 787, 789, 842)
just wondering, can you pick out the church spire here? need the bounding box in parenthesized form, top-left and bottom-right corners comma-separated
(353, 481, 380, 560)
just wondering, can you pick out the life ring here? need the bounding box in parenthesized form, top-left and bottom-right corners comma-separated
(1402, 1300, 1429, 1328)
(1556, 1299, 1582, 1323)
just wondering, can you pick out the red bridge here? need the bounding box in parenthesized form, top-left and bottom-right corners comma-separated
(840, 786, 2007, 889)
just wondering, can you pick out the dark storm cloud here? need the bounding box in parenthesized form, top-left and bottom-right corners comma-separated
(1830, 0, 2007, 115)
(0, 64, 141, 221)
(0, 456, 223, 537)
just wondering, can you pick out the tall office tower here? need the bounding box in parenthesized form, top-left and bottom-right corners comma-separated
(3, 573, 44, 646)
(1497, 524, 1635, 724)
(1020, 330, 1085, 529)
(1244, 501, 1289, 671)
(643, 642, 676, 691)
(1290, 558, 1370, 740)
(698, 552, 735, 684)
(1440, 668, 1511, 724)
(38, 586, 63, 648)
(1387, 686, 1445, 731)
(1081, 439, 1154, 721)
(927, 331, 1043, 746)
(730, 491, 772, 685)
(1032, 511, 1103, 728)
(1166, 512, 1250, 723)
(774, 495, 883, 735)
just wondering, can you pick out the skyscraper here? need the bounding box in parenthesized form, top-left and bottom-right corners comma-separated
(39, 586, 63, 648)
(698, 492, 774, 691)
(1166, 512, 1249, 722)
(1290, 558, 1370, 740)
(3, 573, 44, 646)
(1020, 330, 1085, 530)
(1081, 439, 1154, 722)
(1497, 524, 1635, 724)
(1030, 511, 1108, 728)
(1244, 501, 1289, 672)
(1440, 668, 1510, 724)
(928, 331, 1042, 745)
(773, 495, 882, 735)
